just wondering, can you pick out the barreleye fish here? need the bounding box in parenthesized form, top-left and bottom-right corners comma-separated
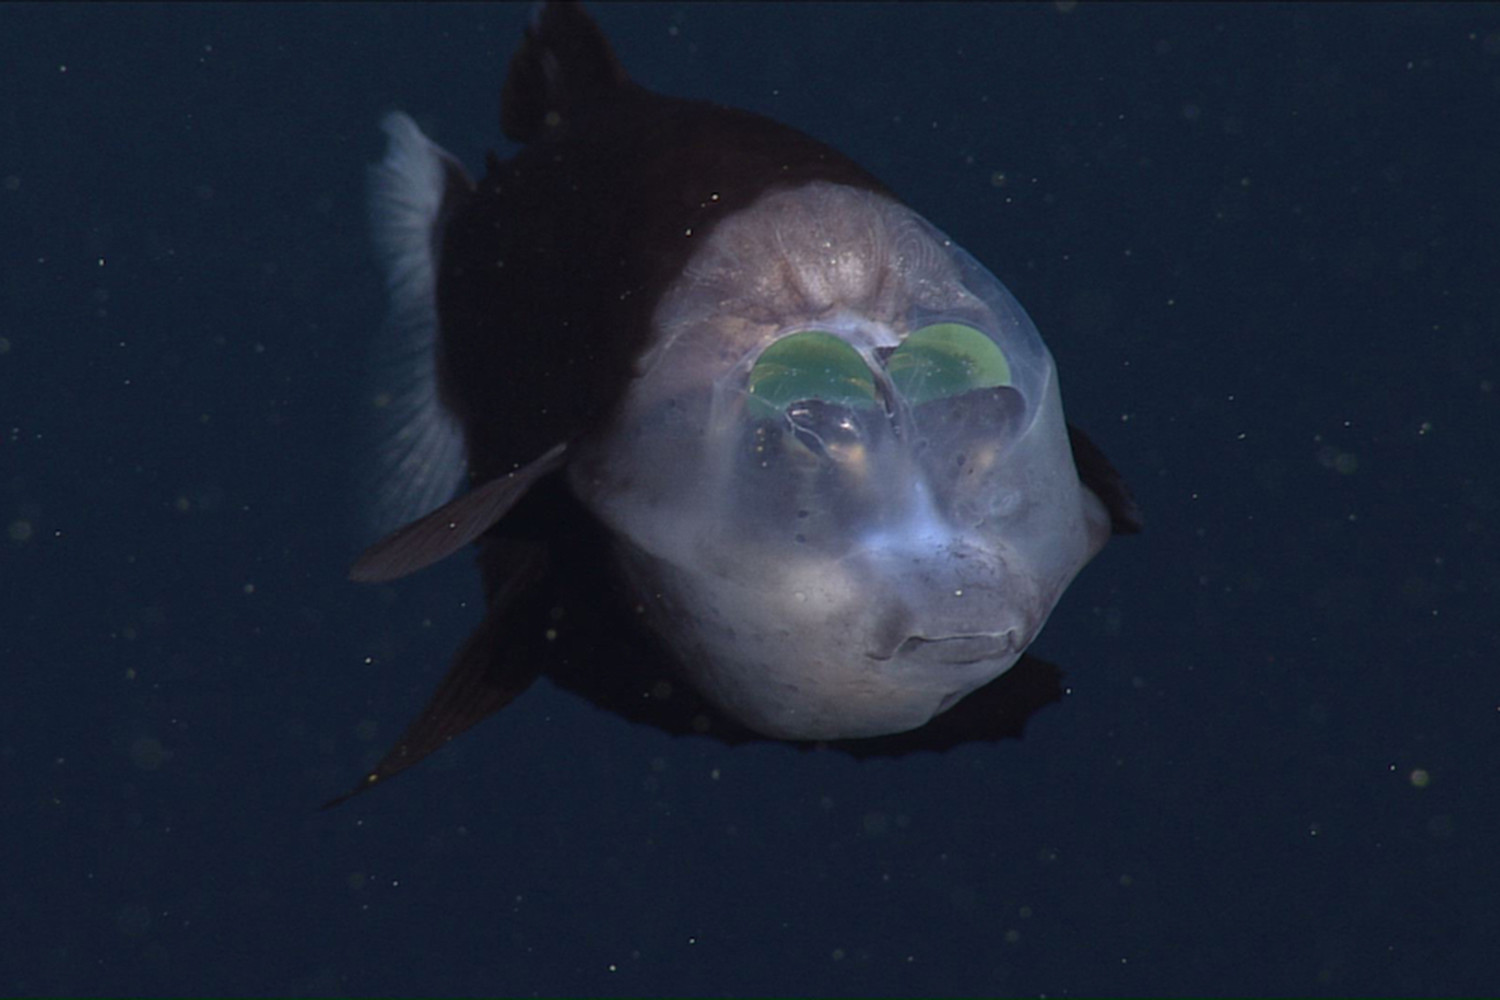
(329, 1, 1140, 805)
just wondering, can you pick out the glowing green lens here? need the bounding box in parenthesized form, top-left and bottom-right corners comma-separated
(886, 323, 1011, 406)
(747, 331, 877, 414)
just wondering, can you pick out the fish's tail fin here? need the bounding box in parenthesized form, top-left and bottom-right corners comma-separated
(501, 1, 629, 144)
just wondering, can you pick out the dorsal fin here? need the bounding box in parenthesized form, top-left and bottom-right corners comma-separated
(500, 1, 629, 144)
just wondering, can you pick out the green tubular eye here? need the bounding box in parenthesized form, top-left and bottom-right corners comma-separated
(886, 322, 1011, 406)
(747, 331, 877, 415)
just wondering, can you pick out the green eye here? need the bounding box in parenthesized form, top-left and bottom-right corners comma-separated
(747, 331, 877, 415)
(886, 322, 1011, 406)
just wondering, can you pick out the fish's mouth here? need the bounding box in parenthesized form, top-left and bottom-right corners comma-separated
(870, 632, 1018, 665)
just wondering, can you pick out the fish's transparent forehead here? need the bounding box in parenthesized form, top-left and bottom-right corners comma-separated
(632, 181, 1053, 421)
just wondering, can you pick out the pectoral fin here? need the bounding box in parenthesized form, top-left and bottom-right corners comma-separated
(1067, 424, 1143, 535)
(349, 443, 567, 583)
(325, 541, 552, 808)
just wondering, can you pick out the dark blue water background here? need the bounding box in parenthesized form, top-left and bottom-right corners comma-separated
(2, 3, 1496, 995)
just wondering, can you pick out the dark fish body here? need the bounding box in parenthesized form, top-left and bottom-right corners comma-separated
(333, 2, 1139, 804)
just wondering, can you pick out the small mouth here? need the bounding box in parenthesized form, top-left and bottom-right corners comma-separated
(889, 633, 1015, 665)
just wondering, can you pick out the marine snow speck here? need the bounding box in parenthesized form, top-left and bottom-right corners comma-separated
(328, 1, 1141, 806)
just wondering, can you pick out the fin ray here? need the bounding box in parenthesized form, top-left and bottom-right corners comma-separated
(362, 112, 475, 538)
(350, 443, 568, 583)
